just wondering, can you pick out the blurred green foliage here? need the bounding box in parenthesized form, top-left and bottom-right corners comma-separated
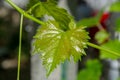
(100, 40, 120, 59)
(95, 30, 109, 44)
(115, 18, 120, 32)
(110, 1, 120, 12)
(77, 59, 102, 80)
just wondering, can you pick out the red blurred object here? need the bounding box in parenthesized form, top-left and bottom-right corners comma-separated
(100, 12, 110, 28)
(100, 12, 110, 23)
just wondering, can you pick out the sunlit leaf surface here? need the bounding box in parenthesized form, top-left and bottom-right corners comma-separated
(33, 20, 89, 76)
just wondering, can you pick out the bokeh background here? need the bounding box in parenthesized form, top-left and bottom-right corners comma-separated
(0, 0, 120, 80)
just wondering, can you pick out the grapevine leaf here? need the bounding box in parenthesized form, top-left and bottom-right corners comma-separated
(100, 40, 120, 59)
(110, 1, 120, 12)
(95, 30, 109, 44)
(77, 60, 102, 80)
(27, 0, 72, 30)
(33, 20, 89, 76)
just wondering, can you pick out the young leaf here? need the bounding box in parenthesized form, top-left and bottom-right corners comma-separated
(100, 40, 120, 59)
(77, 17, 98, 27)
(77, 59, 102, 80)
(33, 20, 89, 76)
(110, 1, 120, 12)
(77, 10, 103, 27)
(95, 30, 109, 44)
(27, 0, 72, 30)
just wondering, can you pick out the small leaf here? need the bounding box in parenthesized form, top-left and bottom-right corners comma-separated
(77, 59, 102, 80)
(33, 20, 89, 76)
(110, 1, 120, 12)
(100, 40, 120, 59)
(77, 10, 103, 27)
(77, 17, 98, 27)
(28, 0, 72, 30)
(95, 30, 109, 44)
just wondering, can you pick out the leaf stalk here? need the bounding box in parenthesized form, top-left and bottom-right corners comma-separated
(17, 14, 23, 80)
(6, 0, 45, 25)
(87, 42, 120, 57)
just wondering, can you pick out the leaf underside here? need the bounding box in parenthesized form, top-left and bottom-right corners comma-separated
(27, 0, 72, 30)
(33, 20, 89, 76)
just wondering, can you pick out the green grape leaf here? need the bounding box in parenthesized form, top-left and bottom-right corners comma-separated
(77, 59, 102, 80)
(100, 40, 120, 59)
(33, 20, 89, 76)
(95, 30, 109, 44)
(27, 0, 72, 30)
(115, 18, 120, 32)
(77, 10, 103, 27)
(110, 1, 120, 12)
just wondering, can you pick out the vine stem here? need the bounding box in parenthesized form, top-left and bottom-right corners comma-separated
(17, 14, 23, 80)
(87, 42, 120, 57)
(6, 0, 45, 25)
